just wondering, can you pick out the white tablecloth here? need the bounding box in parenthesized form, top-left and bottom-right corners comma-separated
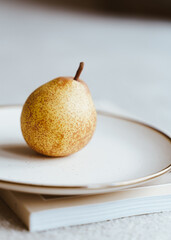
(0, 1, 171, 239)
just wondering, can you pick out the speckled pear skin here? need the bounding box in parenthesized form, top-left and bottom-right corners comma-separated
(20, 77, 97, 157)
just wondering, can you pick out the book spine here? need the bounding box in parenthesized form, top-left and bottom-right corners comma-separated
(0, 189, 30, 230)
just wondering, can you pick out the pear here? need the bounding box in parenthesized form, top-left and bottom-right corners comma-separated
(20, 62, 97, 157)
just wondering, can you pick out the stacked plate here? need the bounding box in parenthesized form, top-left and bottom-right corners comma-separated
(0, 106, 170, 195)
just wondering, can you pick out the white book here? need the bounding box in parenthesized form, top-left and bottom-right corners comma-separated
(1, 173, 171, 232)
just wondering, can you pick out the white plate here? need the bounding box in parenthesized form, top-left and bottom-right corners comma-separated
(0, 106, 170, 195)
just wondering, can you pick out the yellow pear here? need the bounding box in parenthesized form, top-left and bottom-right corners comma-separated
(21, 62, 97, 157)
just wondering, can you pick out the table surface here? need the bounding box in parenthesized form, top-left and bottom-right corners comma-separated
(0, 1, 171, 239)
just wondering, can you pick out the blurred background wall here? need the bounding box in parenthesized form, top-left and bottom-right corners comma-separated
(6, 0, 171, 18)
(0, 0, 171, 132)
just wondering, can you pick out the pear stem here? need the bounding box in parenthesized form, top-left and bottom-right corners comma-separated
(74, 62, 84, 80)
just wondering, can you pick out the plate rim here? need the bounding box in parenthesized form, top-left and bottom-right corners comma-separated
(0, 105, 171, 193)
